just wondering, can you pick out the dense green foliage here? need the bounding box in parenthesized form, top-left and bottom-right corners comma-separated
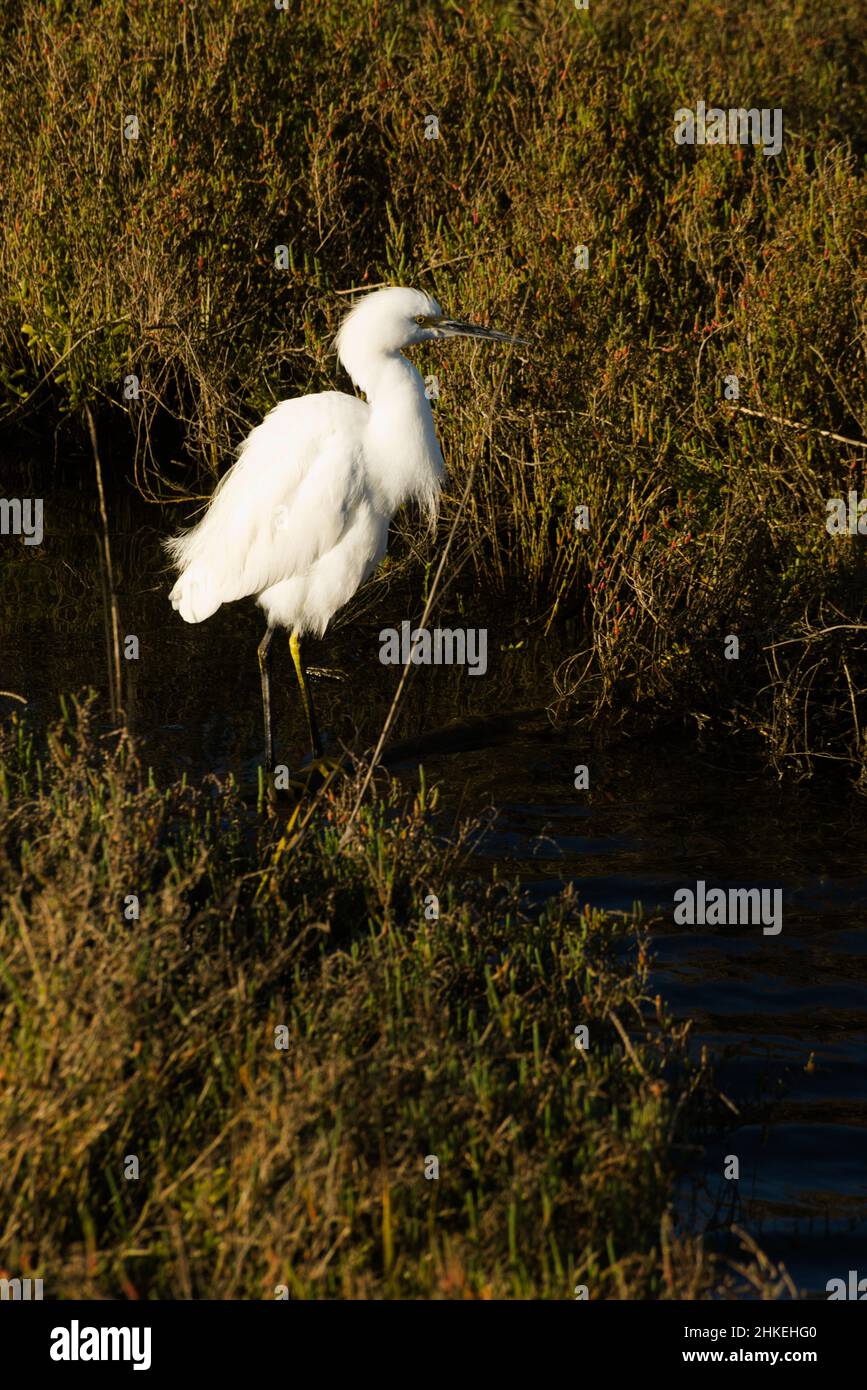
(2, 0, 866, 770)
(0, 698, 792, 1298)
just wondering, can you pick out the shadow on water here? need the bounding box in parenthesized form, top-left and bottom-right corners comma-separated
(4, 468, 867, 1297)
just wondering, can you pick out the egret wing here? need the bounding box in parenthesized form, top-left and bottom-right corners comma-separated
(167, 392, 368, 622)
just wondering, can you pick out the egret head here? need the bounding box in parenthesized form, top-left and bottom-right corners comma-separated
(335, 285, 525, 391)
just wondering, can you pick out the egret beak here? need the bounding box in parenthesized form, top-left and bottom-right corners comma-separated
(436, 318, 528, 345)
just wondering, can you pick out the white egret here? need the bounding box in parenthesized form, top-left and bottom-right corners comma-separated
(166, 286, 523, 769)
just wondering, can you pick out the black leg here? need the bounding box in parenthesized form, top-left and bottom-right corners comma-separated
(289, 630, 323, 760)
(257, 626, 275, 771)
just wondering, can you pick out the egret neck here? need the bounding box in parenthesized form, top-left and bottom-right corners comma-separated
(358, 353, 444, 522)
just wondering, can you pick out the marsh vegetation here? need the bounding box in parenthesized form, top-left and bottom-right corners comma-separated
(1, 0, 866, 1299)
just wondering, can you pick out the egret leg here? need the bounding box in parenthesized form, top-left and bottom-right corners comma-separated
(289, 629, 323, 760)
(257, 626, 275, 771)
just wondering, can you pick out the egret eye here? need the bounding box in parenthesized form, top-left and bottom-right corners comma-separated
(414, 314, 428, 325)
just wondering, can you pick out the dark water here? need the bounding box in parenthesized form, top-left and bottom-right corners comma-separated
(409, 729, 867, 1297)
(3, 471, 867, 1297)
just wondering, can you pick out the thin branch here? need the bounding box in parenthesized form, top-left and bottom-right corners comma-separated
(725, 402, 867, 450)
(764, 623, 867, 649)
(85, 405, 124, 725)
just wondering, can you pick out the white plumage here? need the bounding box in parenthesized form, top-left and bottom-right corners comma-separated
(167, 287, 444, 636)
(166, 284, 522, 765)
